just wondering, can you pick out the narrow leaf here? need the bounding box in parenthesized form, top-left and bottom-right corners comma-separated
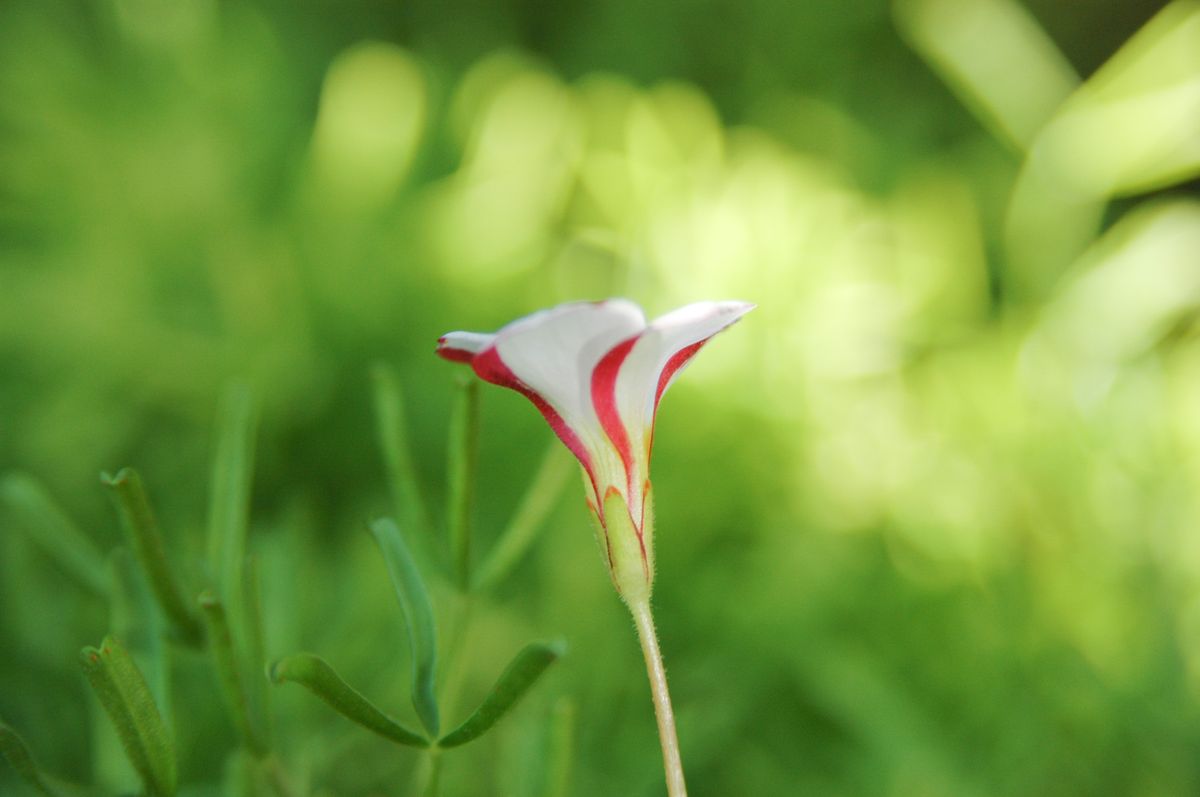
(438, 641, 564, 748)
(475, 444, 572, 591)
(110, 549, 171, 726)
(103, 469, 204, 645)
(199, 592, 266, 757)
(269, 654, 429, 747)
(206, 382, 258, 609)
(80, 637, 177, 797)
(371, 364, 434, 562)
(1, 473, 108, 596)
(446, 378, 480, 589)
(368, 517, 440, 737)
(0, 722, 63, 797)
(242, 555, 270, 747)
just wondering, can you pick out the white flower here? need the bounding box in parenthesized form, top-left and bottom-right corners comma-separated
(437, 299, 753, 601)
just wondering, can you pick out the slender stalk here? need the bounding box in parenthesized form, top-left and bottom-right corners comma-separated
(629, 599, 686, 797)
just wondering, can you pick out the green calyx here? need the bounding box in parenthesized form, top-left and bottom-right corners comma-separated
(589, 485, 655, 605)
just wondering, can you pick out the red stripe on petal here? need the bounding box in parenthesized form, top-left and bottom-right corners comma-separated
(654, 340, 706, 414)
(435, 338, 476, 363)
(591, 335, 639, 496)
(472, 346, 601, 503)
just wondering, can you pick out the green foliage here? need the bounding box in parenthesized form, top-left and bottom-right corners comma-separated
(80, 638, 177, 797)
(2, 0, 1200, 794)
(269, 654, 429, 748)
(439, 642, 565, 749)
(368, 518, 442, 738)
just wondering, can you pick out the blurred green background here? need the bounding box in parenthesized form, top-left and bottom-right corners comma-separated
(3, 0, 1200, 794)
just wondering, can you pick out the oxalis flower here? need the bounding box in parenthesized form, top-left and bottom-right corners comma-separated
(435, 299, 753, 602)
(436, 298, 751, 797)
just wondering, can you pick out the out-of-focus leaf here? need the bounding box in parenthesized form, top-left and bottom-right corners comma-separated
(0, 721, 64, 797)
(199, 591, 266, 757)
(269, 653, 429, 747)
(371, 364, 435, 563)
(542, 698, 576, 797)
(438, 641, 564, 748)
(895, 0, 1078, 150)
(446, 377, 480, 589)
(109, 549, 171, 726)
(368, 517, 440, 737)
(475, 443, 572, 591)
(242, 555, 270, 747)
(206, 382, 258, 610)
(102, 468, 203, 645)
(0, 473, 109, 597)
(1031, 1, 1200, 197)
(79, 637, 177, 797)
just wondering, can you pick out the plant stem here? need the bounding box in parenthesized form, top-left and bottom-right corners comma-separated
(629, 599, 687, 797)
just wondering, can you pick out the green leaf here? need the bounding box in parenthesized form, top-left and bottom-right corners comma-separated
(0, 722, 64, 797)
(475, 444, 572, 591)
(206, 382, 258, 610)
(269, 654, 429, 747)
(371, 364, 434, 563)
(102, 469, 204, 645)
(199, 592, 266, 757)
(242, 555, 270, 747)
(109, 549, 172, 726)
(446, 377, 480, 589)
(79, 637, 177, 797)
(438, 641, 564, 749)
(0, 472, 108, 597)
(368, 517, 440, 737)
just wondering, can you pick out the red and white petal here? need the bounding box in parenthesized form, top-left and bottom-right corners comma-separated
(591, 301, 753, 520)
(454, 300, 647, 506)
(435, 331, 495, 363)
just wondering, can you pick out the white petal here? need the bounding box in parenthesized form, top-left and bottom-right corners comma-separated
(479, 300, 647, 503)
(493, 299, 646, 422)
(435, 331, 495, 362)
(615, 300, 754, 454)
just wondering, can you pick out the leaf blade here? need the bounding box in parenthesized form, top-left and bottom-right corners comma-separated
(102, 468, 203, 645)
(475, 444, 572, 591)
(446, 378, 480, 589)
(199, 592, 266, 757)
(269, 654, 429, 748)
(371, 364, 434, 564)
(0, 721, 64, 797)
(369, 517, 440, 737)
(80, 637, 177, 797)
(438, 641, 564, 749)
(1, 472, 108, 597)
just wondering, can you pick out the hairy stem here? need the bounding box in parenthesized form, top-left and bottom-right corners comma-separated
(629, 599, 687, 797)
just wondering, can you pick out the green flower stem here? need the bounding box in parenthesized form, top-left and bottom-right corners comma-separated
(629, 599, 686, 797)
(438, 591, 475, 722)
(411, 748, 442, 797)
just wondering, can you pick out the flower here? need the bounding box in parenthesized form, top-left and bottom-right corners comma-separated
(436, 299, 753, 602)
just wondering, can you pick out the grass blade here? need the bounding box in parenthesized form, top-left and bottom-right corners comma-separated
(269, 653, 429, 747)
(371, 364, 434, 563)
(0, 472, 108, 597)
(199, 592, 266, 757)
(80, 637, 177, 797)
(243, 555, 270, 747)
(446, 378, 479, 589)
(0, 721, 65, 797)
(438, 641, 564, 749)
(206, 382, 258, 608)
(103, 469, 204, 645)
(368, 517, 440, 737)
(474, 444, 572, 591)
